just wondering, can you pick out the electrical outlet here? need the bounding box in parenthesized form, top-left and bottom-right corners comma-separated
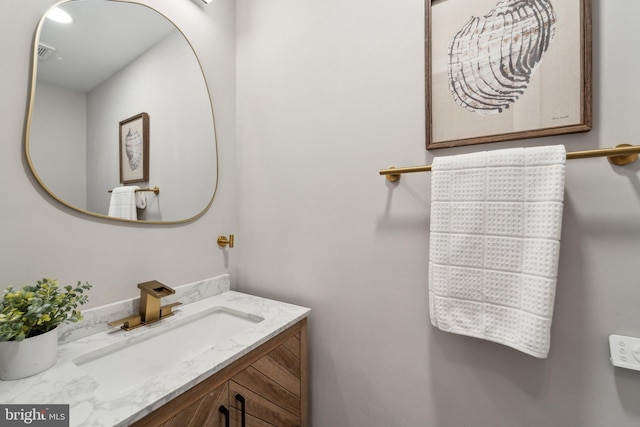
(609, 334, 640, 371)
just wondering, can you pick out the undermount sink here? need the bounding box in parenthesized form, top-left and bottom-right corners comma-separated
(72, 306, 263, 396)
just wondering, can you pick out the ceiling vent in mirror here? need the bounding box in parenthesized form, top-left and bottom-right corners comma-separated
(37, 43, 56, 61)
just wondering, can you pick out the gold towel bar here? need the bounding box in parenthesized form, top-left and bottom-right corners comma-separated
(108, 187, 160, 195)
(379, 144, 640, 182)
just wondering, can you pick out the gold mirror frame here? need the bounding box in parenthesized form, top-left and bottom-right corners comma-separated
(25, 0, 219, 224)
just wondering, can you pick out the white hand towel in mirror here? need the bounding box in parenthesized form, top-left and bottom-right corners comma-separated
(108, 186, 139, 220)
(135, 191, 147, 210)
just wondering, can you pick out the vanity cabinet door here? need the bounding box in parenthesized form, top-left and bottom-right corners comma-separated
(230, 332, 304, 427)
(133, 382, 230, 427)
(131, 319, 307, 427)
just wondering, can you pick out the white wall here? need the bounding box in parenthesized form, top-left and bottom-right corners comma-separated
(30, 80, 87, 209)
(86, 31, 216, 221)
(236, 1, 640, 426)
(0, 0, 237, 307)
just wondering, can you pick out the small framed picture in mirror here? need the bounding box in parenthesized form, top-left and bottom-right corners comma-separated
(119, 112, 150, 183)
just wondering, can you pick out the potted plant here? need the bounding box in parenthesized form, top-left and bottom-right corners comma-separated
(0, 278, 91, 380)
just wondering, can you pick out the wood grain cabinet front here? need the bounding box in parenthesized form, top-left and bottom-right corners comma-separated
(230, 331, 304, 427)
(132, 319, 307, 427)
(157, 382, 229, 427)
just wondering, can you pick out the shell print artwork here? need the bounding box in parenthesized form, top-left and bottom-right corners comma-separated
(124, 128, 142, 171)
(448, 0, 556, 114)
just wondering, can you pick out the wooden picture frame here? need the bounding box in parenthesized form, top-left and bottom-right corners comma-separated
(119, 112, 149, 184)
(426, 0, 592, 149)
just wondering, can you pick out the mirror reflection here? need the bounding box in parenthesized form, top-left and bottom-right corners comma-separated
(27, 0, 218, 223)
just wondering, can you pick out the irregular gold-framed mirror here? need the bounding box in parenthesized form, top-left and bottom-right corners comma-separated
(26, 0, 218, 223)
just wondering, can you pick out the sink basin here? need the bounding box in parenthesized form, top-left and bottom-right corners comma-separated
(72, 306, 263, 396)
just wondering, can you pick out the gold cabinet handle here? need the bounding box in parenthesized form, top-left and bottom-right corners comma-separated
(217, 234, 234, 248)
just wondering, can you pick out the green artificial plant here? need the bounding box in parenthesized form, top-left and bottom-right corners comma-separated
(0, 278, 92, 341)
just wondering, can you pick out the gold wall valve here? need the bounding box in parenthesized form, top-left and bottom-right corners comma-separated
(217, 234, 234, 248)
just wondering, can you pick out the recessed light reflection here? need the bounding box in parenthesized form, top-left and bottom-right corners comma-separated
(46, 7, 73, 24)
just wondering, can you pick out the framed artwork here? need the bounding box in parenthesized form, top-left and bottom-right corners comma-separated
(426, 0, 592, 149)
(119, 112, 149, 183)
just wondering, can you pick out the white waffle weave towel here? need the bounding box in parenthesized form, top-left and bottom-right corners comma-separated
(428, 145, 566, 358)
(108, 186, 139, 220)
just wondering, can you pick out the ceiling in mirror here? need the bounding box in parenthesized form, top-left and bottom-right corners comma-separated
(27, 0, 218, 223)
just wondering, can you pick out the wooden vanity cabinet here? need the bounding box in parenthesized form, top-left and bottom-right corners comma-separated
(131, 319, 307, 427)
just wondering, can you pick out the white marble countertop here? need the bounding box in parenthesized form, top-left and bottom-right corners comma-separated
(0, 289, 310, 426)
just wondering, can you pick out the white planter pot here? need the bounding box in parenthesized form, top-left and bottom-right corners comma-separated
(0, 327, 58, 380)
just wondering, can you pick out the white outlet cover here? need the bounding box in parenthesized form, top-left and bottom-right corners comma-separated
(609, 334, 640, 371)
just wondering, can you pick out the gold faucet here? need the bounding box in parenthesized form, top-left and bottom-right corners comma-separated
(108, 280, 182, 331)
